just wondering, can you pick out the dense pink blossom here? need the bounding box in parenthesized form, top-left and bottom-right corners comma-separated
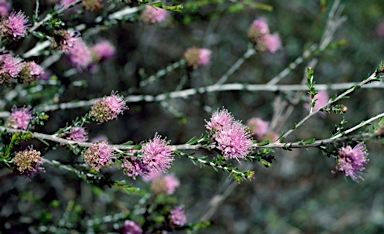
(248, 17, 282, 53)
(3, 11, 29, 38)
(0, 54, 22, 81)
(247, 117, 270, 137)
(83, 141, 113, 171)
(91, 40, 115, 61)
(13, 148, 42, 177)
(90, 91, 127, 123)
(18, 61, 45, 83)
(205, 108, 234, 132)
(67, 127, 88, 142)
(214, 122, 253, 160)
(169, 207, 187, 226)
(121, 220, 142, 234)
(183, 47, 212, 68)
(66, 37, 92, 69)
(121, 157, 148, 179)
(141, 134, 174, 173)
(141, 6, 169, 24)
(336, 143, 369, 181)
(0, 0, 11, 16)
(151, 174, 180, 195)
(262, 33, 281, 53)
(7, 106, 33, 130)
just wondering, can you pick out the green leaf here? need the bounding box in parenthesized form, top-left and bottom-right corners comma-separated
(304, 138, 315, 144)
(257, 140, 270, 146)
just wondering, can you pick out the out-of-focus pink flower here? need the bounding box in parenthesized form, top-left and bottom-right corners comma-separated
(141, 6, 169, 24)
(183, 47, 212, 68)
(7, 106, 33, 130)
(67, 127, 88, 142)
(141, 134, 174, 174)
(142, 170, 162, 181)
(305, 90, 329, 115)
(0, 54, 22, 82)
(89, 91, 127, 123)
(2, 11, 29, 38)
(121, 220, 142, 234)
(13, 148, 42, 177)
(248, 17, 282, 53)
(376, 19, 384, 37)
(336, 143, 369, 181)
(60, 0, 77, 7)
(18, 61, 45, 83)
(90, 40, 115, 61)
(169, 207, 187, 226)
(66, 37, 92, 69)
(83, 141, 113, 171)
(51, 29, 78, 51)
(0, 0, 11, 16)
(247, 117, 270, 137)
(91, 134, 108, 142)
(151, 174, 180, 194)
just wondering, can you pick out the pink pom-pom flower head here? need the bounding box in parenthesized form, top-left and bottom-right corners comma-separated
(121, 220, 142, 234)
(336, 143, 369, 181)
(89, 91, 127, 123)
(0, 0, 11, 17)
(0, 54, 22, 84)
(248, 17, 282, 53)
(13, 148, 42, 177)
(18, 61, 45, 83)
(1, 11, 29, 39)
(169, 207, 187, 227)
(6, 106, 33, 130)
(90, 40, 115, 62)
(141, 5, 169, 24)
(83, 141, 114, 171)
(150, 174, 180, 195)
(183, 47, 212, 68)
(140, 134, 174, 174)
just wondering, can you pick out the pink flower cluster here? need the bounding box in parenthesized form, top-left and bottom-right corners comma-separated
(150, 174, 180, 195)
(66, 127, 88, 142)
(90, 40, 115, 61)
(248, 17, 281, 53)
(66, 37, 93, 69)
(140, 6, 169, 24)
(246, 117, 279, 142)
(169, 207, 187, 226)
(183, 47, 212, 68)
(336, 143, 369, 181)
(89, 91, 127, 123)
(0, 54, 45, 84)
(206, 108, 253, 160)
(0, 11, 29, 39)
(83, 141, 114, 171)
(13, 148, 42, 177)
(121, 220, 142, 234)
(121, 134, 174, 179)
(7, 106, 33, 130)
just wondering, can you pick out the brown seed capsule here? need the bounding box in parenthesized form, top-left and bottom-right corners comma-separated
(341, 105, 348, 113)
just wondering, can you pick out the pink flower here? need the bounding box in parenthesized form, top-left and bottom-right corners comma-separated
(247, 117, 270, 137)
(140, 6, 169, 24)
(262, 33, 281, 53)
(18, 61, 45, 83)
(89, 91, 127, 123)
(66, 37, 92, 69)
(0, 54, 22, 82)
(13, 148, 42, 177)
(251, 18, 270, 35)
(83, 141, 113, 171)
(91, 135, 108, 142)
(90, 40, 115, 61)
(3, 11, 29, 38)
(151, 174, 180, 195)
(183, 47, 212, 68)
(376, 19, 384, 37)
(336, 143, 369, 181)
(121, 157, 148, 179)
(248, 17, 282, 53)
(214, 122, 253, 160)
(0, 0, 11, 16)
(121, 220, 142, 234)
(205, 108, 234, 132)
(305, 90, 329, 115)
(67, 127, 88, 142)
(169, 207, 187, 226)
(60, 0, 77, 7)
(7, 106, 33, 130)
(52, 29, 78, 51)
(142, 170, 162, 181)
(141, 134, 174, 173)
